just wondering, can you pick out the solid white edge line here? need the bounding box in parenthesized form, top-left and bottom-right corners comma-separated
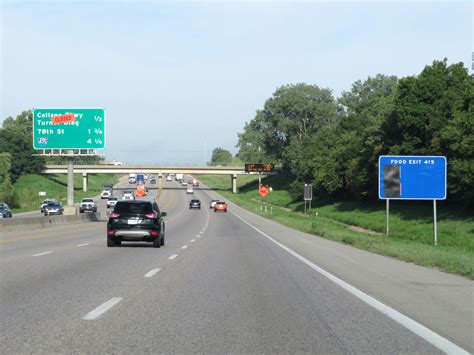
(230, 209, 469, 355)
(144, 268, 162, 278)
(181, 245, 188, 249)
(168, 254, 178, 260)
(77, 243, 90, 247)
(32, 251, 53, 256)
(82, 297, 123, 320)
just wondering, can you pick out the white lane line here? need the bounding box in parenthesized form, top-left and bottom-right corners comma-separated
(230, 210, 469, 355)
(190, 239, 196, 243)
(82, 297, 123, 320)
(144, 268, 162, 278)
(181, 245, 188, 249)
(168, 254, 178, 260)
(77, 243, 90, 247)
(196, 234, 200, 237)
(32, 251, 53, 257)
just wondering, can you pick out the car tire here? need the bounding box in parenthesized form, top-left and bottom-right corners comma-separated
(161, 234, 165, 246)
(93, 209, 97, 213)
(79, 210, 83, 213)
(107, 238, 116, 247)
(153, 238, 161, 248)
(224, 209, 227, 212)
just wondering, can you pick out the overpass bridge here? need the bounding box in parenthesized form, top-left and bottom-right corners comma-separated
(43, 165, 271, 193)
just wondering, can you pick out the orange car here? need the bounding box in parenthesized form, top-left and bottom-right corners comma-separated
(214, 201, 227, 212)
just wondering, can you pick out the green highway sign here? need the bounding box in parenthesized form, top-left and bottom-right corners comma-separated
(33, 108, 106, 149)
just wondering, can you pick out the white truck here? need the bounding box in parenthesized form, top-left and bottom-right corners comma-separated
(79, 198, 97, 213)
(175, 173, 184, 181)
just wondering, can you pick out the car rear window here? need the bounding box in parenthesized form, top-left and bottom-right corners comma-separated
(114, 201, 153, 214)
(82, 199, 94, 202)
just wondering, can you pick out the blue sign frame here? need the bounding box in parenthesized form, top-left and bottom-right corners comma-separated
(378, 156, 447, 200)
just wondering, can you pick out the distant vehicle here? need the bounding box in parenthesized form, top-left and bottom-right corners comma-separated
(129, 173, 137, 178)
(150, 176, 156, 184)
(144, 174, 149, 180)
(107, 197, 118, 209)
(166, 175, 172, 182)
(193, 179, 200, 187)
(112, 161, 123, 166)
(107, 200, 167, 248)
(0, 203, 13, 218)
(122, 191, 135, 200)
(175, 173, 184, 181)
(186, 186, 194, 194)
(102, 184, 113, 190)
(188, 179, 193, 185)
(214, 201, 228, 213)
(40, 199, 58, 213)
(101, 189, 112, 199)
(189, 199, 201, 209)
(181, 180, 188, 186)
(209, 199, 219, 209)
(169, 173, 176, 177)
(44, 201, 64, 216)
(79, 198, 97, 213)
(129, 177, 136, 184)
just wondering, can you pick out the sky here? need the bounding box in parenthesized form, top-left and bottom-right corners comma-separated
(1, 0, 472, 164)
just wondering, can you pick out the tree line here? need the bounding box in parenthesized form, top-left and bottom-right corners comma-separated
(236, 59, 473, 204)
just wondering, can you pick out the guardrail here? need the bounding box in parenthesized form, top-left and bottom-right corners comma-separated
(0, 212, 108, 232)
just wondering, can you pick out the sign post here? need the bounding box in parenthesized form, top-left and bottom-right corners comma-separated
(304, 184, 313, 215)
(378, 156, 446, 244)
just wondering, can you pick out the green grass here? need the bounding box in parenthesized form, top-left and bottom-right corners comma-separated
(11, 173, 120, 212)
(196, 174, 474, 278)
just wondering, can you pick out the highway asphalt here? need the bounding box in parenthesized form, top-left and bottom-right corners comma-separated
(0, 177, 470, 354)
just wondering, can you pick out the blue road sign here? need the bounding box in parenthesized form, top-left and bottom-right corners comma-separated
(378, 156, 447, 200)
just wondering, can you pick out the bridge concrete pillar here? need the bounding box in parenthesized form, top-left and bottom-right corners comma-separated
(82, 172, 88, 192)
(231, 174, 237, 194)
(158, 173, 162, 190)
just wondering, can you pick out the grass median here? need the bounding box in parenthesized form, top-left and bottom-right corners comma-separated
(195, 174, 473, 279)
(11, 173, 120, 212)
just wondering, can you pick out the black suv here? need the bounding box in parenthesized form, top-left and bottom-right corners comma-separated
(107, 200, 167, 248)
(189, 199, 201, 209)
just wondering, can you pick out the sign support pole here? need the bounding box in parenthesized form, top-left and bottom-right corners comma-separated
(304, 200, 307, 215)
(67, 150, 74, 207)
(433, 200, 438, 246)
(386, 199, 390, 236)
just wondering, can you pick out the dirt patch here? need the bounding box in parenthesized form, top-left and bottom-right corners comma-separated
(349, 225, 383, 236)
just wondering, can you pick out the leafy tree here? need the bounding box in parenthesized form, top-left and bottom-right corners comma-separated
(260, 83, 338, 165)
(0, 110, 45, 182)
(236, 111, 270, 163)
(0, 153, 15, 205)
(337, 74, 398, 199)
(210, 147, 233, 166)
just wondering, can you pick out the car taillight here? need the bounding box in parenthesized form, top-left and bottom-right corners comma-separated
(145, 213, 158, 218)
(150, 231, 158, 236)
(110, 212, 120, 218)
(107, 229, 115, 235)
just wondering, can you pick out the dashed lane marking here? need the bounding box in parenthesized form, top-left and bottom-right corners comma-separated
(32, 251, 53, 257)
(144, 268, 162, 278)
(82, 297, 123, 320)
(168, 254, 178, 260)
